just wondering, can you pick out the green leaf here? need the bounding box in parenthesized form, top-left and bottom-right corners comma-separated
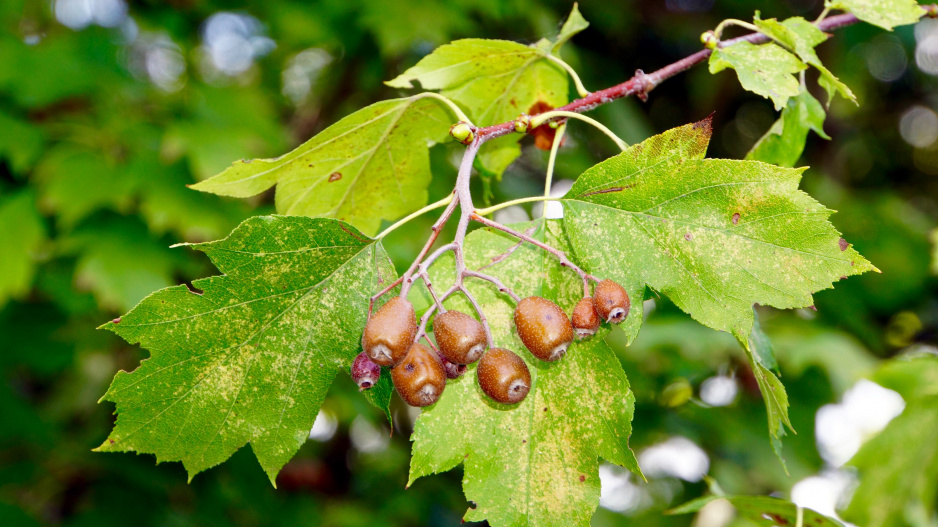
(190, 96, 452, 236)
(709, 41, 806, 110)
(97, 216, 397, 483)
(386, 5, 588, 176)
(0, 190, 45, 307)
(842, 357, 938, 527)
(737, 320, 793, 472)
(833, 0, 924, 30)
(0, 110, 44, 175)
(34, 147, 142, 228)
(60, 217, 191, 313)
(553, 3, 590, 52)
(754, 16, 855, 103)
(669, 495, 845, 526)
(747, 88, 830, 167)
(931, 228, 938, 275)
(562, 118, 876, 343)
(411, 219, 640, 527)
(385, 39, 567, 125)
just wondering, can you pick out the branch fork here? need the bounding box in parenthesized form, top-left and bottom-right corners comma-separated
(368, 4, 938, 351)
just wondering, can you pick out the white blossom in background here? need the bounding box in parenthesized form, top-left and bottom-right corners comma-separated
(598, 464, 652, 513)
(282, 48, 332, 105)
(307, 410, 338, 442)
(699, 373, 738, 407)
(915, 18, 938, 75)
(864, 35, 908, 82)
(815, 379, 905, 467)
(791, 470, 857, 520)
(899, 105, 938, 148)
(531, 179, 574, 219)
(639, 436, 709, 482)
(493, 205, 530, 225)
(125, 33, 186, 92)
(349, 416, 389, 453)
(199, 12, 275, 78)
(55, 0, 128, 30)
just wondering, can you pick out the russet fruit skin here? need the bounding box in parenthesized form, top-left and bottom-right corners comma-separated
(433, 310, 487, 364)
(350, 352, 381, 390)
(593, 279, 630, 324)
(477, 348, 531, 404)
(391, 343, 446, 407)
(362, 296, 417, 367)
(571, 297, 600, 338)
(514, 296, 574, 362)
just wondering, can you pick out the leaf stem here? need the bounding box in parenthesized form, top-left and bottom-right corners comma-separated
(475, 196, 557, 217)
(713, 18, 761, 40)
(530, 111, 627, 151)
(546, 55, 591, 98)
(463, 270, 521, 302)
(544, 122, 567, 201)
(470, 212, 598, 294)
(415, 92, 473, 125)
(375, 194, 455, 241)
(815, 2, 832, 23)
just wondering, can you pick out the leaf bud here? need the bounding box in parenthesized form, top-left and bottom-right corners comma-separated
(513, 114, 531, 133)
(450, 121, 475, 144)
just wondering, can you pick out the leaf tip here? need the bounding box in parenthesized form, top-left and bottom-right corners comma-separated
(384, 78, 414, 89)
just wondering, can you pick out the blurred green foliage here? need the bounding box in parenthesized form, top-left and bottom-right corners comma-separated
(1, 0, 937, 525)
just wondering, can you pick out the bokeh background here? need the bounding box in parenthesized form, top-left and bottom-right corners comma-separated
(1, 0, 937, 526)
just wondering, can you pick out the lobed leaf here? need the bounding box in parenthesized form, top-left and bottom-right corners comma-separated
(833, 0, 924, 30)
(562, 118, 876, 344)
(754, 16, 855, 103)
(97, 216, 396, 483)
(386, 5, 588, 177)
(709, 41, 806, 110)
(411, 220, 640, 527)
(190, 96, 452, 236)
(747, 88, 830, 167)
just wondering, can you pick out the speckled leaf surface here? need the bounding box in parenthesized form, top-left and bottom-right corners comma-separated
(747, 88, 829, 167)
(386, 5, 587, 176)
(709, 41, 806, 110)
(753, 16, 855, 103)
(834, 0, 924, 30)
(190, 97, 451, 236)
(410, 219, 640, 527)
(669, 495, 845, 526)
(561, 118, 876, 343)
(97, 216, 397, 482)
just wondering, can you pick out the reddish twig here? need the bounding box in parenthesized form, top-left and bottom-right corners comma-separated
(471, 9, 938, 142)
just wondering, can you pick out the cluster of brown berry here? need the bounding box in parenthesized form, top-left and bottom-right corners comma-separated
(351, 279, 630, 407)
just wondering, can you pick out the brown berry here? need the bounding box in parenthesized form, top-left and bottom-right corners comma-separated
(514, 296, 574, 362)
(571, 297, 600, 338)
(593, 280, 630, 324)
(351, 352, 381, 390)
(391, 343, 446, 407)
(433, 310, 487, 364)
(477, 348, 531, 404)
(362, 296, 416, 366)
